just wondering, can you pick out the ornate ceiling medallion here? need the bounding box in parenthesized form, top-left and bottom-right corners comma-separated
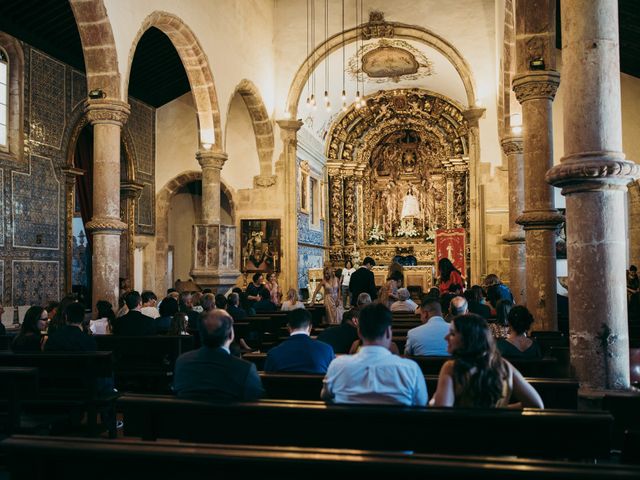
(348, 39, 435, 84)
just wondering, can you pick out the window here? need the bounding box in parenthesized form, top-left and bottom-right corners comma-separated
(0, 48, 7, 147)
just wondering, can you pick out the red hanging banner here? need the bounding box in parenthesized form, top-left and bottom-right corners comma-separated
(435, 228, 466, 274)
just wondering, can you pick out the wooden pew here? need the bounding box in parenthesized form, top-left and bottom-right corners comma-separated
(0, 367, 38, 434)
(258, 372, 578, 408)
(118, 394, 613, 460)
(408, 355, 563, 377)
(0, 335, 13, 351)
(3, 435, 640, 480)
(0, 352, 118, 436)
(94, 335, 195, 393)
(603, 392, 640, 450)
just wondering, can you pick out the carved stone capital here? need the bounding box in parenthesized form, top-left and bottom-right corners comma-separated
(84, 99, 130, 127)
(500, 135, 524, 156)
(196, 150, 227, 170)
(462, 107, 486, 127)
(253, 174, 277, 188)
(512, 71, 560, 103)
(277, 119, 304, 142)
(120, 180, 144, 200)
(546, 152, 640, 194)
(516, 209, 565, 230)
(85, 217, 127, 234)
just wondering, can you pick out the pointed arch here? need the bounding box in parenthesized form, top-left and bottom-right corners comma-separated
(125, 11, 222, 149)
(225, 79, 275, 178)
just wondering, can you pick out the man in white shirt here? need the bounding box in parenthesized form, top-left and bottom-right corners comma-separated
(140, 290, 160, 319)
(390, 288, 418, 313)
(321, 303, 427, 406)
(404, 297, 450, 356)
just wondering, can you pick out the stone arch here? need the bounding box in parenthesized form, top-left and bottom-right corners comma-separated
(125, 11, 222, 149)
(286, 22, 477, 115)
(0, 32, 24, 161)
(69, 0, 121, 99)
(155, 171, 236, 291)
(225, 79, 275, 178)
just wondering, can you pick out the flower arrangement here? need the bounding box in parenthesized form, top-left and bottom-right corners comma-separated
(366, 224, 386, 244)
(396, 218, 420, 238)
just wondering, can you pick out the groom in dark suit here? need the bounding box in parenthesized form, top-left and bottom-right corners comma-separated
(348, 257, 378, 306)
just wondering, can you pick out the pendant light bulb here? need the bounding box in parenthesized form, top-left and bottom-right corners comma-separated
(310, 94, 316, 107)
(326, 100, 331, 112)
(341, 90, 346, 101)
(355, 91, 361, 103)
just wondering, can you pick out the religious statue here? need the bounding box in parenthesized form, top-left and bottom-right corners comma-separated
(401, 184, 420, 219)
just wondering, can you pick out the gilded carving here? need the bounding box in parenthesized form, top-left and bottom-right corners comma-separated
(361, 10, 394, 39)
(512, 71, 560, 103)
(329, 176, 344, 246)
(343, 176, 357, 245)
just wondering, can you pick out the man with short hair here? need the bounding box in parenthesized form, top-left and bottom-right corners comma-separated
(141, 291, 160, 319)
(321, 303, 427, 406)
(265, 309, 334, 373)
(348, 257, 378, 306)
(404, 297, 450, 356)
(390, 288, 418, 313)
(446, 295, 468, 322)
(226, 293, 247, 321)
(317, 293, 371, 353)
(111, 291, 156, 336)
(173, 310, 264, 401)
(45, 302, 96, 351)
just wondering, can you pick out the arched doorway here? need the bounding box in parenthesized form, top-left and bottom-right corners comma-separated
(166, 178, 234, 288)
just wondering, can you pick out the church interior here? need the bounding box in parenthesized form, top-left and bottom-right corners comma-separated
(0, 0, 640, 477)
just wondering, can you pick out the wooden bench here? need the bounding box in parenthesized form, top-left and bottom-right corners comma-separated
(408, 355, 564, 377)
(94, 335, 195, 393)
(0, 352, 118, 436)
(0, 367, 38, 434)
(118, 394, 612, 460)
(603, 391, 640, 450)
(3, 435, 639, 479)
(258, 372, 579, 408)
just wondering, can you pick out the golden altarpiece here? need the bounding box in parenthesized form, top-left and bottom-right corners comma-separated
(313, 89, 470, 289)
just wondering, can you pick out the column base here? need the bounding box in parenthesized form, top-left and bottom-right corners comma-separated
(191, 269, 241, 294)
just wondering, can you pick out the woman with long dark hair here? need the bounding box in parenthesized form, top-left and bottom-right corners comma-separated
(431, 313, 543, 408)
(12, 306, 47, 352)
(437, 258, 464, 295)
(497, 305, 542, 359)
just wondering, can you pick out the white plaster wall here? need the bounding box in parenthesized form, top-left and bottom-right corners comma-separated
(223, 93, 262, 190)
(104, 0, 276, 148)
(155, 93, 199, 194)
(168, 192, 202, 283)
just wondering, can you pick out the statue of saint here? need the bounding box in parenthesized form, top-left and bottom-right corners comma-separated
(401, 184, 420, 219)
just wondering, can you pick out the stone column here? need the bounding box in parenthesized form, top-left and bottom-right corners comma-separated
(547, 0, 639, 390)
(513, 0, 562, 330)
(196, 150, 227, 224)
(120, 181, 144, 288)
(84, 99, 130, 308)
(501, 135, 526, 305)
(276, 120, 303, 292)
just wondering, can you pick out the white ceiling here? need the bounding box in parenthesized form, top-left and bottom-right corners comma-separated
(297, 37, 468, 142)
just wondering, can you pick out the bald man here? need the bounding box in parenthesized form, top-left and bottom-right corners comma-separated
(446, 296, 468, 322)
(173, 309, 264, 401)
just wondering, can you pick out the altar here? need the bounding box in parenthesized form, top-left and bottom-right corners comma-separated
(308, 264, 434, 295)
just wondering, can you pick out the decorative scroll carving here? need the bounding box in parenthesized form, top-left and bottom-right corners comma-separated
(362, 10, 394, 39)
(546, 154, 640, 194)
(253, 174, 277, 188)
(329, 176, 344, 246)
(84, 99, 130, 127)
(512, 71, 560, 103)
(343, 175, 357, 245)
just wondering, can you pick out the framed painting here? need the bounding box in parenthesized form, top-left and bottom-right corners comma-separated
(241, 219, 281, 273)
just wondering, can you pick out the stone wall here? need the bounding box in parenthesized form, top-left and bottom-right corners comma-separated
(0, 40, 154, 307)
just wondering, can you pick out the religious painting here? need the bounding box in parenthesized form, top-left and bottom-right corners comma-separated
(241, 219, 281, 273)
(436, 228, 466, 274)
